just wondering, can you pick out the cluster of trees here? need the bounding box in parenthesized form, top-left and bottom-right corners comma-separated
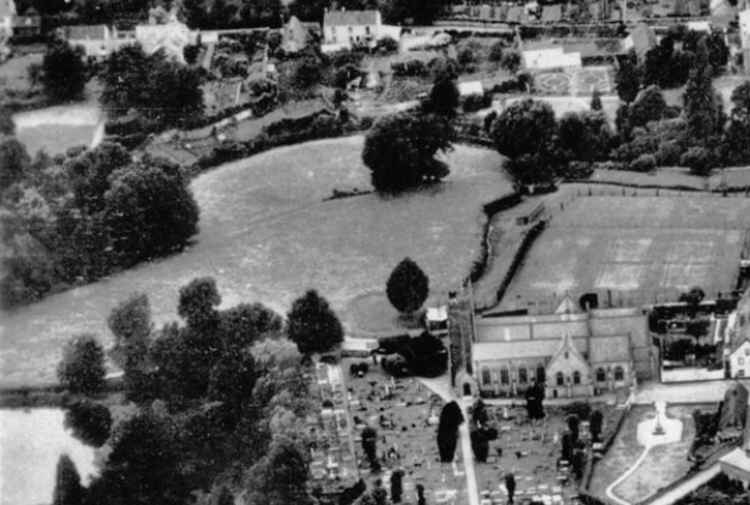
(99, 44, 204, 129)
(617, 27, 728, 93)
(469, 399, 498, 462)
(52, 276, 344, 505)
(487, 97, 613, 188)
(40, 40, 89, 103)
(1, 142, 199, 308)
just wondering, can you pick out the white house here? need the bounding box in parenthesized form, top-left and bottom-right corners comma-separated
(322, 9, 400, 52)
(135, 22, 194, 63)
(729, 339, 750, 378)
(63, 25, 116, 59)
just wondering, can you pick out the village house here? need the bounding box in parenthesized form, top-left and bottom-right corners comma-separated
(322, 8, 401, 52)
(281, 15, 321, 53)
(470, 297, 655, 399)
(62, 25, 116, 59)
(12, 7, 41, 39)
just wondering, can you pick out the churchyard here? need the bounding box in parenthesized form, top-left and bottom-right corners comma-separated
(587, 403, 717, 505)
(342, 357, 469, 505)
(0, 136, 510, 387)
(500, 194, 750, 310)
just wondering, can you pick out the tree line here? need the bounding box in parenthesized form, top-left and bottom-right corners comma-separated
(54, 277, 347, 505)
(0, 140, 199, 308)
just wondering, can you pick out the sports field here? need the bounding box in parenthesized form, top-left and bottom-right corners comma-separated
(500, 195, 750, 309)
(0, 136, 509, 387)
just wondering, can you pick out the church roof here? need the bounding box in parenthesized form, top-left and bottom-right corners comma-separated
(589, 335, 631, 363)
(548, 332, 588, 368)
(473, 340, 554, 362)
(324, 9, 379, 26)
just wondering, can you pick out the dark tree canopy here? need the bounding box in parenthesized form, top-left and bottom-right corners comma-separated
(287, 290, 344, 355)
(208, 346, 256, 410)
(557, 111, 613, 162)
(492, 99, 557, 159)
(615, 50, 640, 103)
(57, 334, 106, 395)
(53, 454, 83, 505)
(626, 85, 668, 132)
(178, 277, 222, 329)
(386, 257, 429, 313)
(0, 137, 30, 191)
(426, 77, 459, 118)
(724, 81, 750, 165)
(0, 107, 14, 136)
(64, 400, 112, 447)
(437, 401, 464, 462)
(86, 411, 187, 505)
(107, 293, 152, 372)
(102, 159, 199, 266)
(362, 111, 455, 193)
(244, 437, 313, 505)
(590, 89, 603, 111)
(219, 302, 284, 349)
(100, 44, 203, 127)
(683, 39, 722, 145)
(42, 40, 87, 102)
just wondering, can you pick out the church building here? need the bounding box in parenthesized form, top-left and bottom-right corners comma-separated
(470, 297, 656, 398)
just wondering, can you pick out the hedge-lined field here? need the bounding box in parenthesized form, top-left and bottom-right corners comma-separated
(0, 136, 509, 387)
(500, 195, 750, 309)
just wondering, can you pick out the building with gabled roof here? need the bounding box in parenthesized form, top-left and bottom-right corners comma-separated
(471, 299, 649, 398)
(323, 8, 395, 51)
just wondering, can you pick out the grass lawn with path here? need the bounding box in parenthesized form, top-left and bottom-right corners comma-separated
(0, 136, 509, 387)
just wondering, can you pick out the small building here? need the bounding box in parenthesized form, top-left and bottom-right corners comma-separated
(522, 47, 582, 70)
(457, 80, 484, 97)
(541, 4, 563, 23)
(711, 0, 737, 30)
(63, 24, 114, 59)
(12, 7, 40, 39)
(281, 15, 320, 53)
(426, 306, 449, 335)
(323, 9, 391, 50)
(135, 22, 194, 62)
(728, 338, 750, 378)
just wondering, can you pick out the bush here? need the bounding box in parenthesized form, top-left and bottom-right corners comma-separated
(500, 51, 521, 73)
(58, 334, 106, 395)
(64, 400, 112, 447)
(462, 93, 490, 112)
(377, 37, 399, 54)
(681, 146, 713, 175)
(628, 153, 657, 172)
(489, 41, 504, 62)
(656, 140, 683, 166)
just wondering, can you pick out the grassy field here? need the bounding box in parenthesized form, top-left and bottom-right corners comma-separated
(500, 195, 750, 309)
(0, 136, 509, 387)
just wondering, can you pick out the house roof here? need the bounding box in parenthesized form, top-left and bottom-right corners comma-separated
(555, 295, 579, 315)
(458, 80, 484, 96)
(548, 333, 588, 368)
(324, 9, 379, 27)
(505, 6, 525, 23)
(13, 13, 40, 27)
(64, 24, 109, 40)
(473, 340, 557, 362)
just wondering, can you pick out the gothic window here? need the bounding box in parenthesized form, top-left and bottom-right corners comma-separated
(614, 366, 625, 381)
(481, 368, 491, 385)
(573, 370, 581, 384)
(536, 364, 546, 383)
(501, 368, 510, 385)
(556, 371, 564, 386)
(518, 367, 528, 384)
(596, 367, 606, 382)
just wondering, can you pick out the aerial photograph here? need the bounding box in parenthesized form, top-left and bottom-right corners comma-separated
(5, 0, 750, 505)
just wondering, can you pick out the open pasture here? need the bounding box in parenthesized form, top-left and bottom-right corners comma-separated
(501, 196, 750, 309)
(0, 136, 509, 387)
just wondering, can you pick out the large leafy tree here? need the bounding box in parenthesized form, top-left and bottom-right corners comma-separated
(178, 277, 222, 329)
(64, 400, 112, 447)
(107, 293, 152, 371)
(102, 159, 199, 267)
(491, 99, 558, 187)
(386, 257, 429, 314)
(219, 302, 284, 350)
(383, 0, 451, 24)
(557, 111, 613, 162)
(57, 334, 106, 395)
(100, 44, 203, 127)
(85, 411, 187, 505)
(53, 454, 83, 505)
(42, 40, 87, 102)
(425, 77, 459, 118)
(287, 290, 343, 355)
(363, 111, 455, 193)
(437, 401, 464, 462)
(244, 437, 313, 505)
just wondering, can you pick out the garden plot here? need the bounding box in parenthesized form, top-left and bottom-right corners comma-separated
(500, 195, 750, 309)
(0, 137, 509, 387)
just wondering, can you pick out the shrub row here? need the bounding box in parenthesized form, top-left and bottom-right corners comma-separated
(191, 110, 368, 175)
(467, 192, 523, 285)
(495, 219, 547, 304)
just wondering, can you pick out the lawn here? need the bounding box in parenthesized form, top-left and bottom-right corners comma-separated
(589, 404, 715, 505)
(500, 195, 750, 309)
(0, 136, 509, 387)
(14, 103, 103, 156)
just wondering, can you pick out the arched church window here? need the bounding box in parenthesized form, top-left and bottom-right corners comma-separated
(518, 367, 528, 384)
(614, 366, 625, 381)
(556, 371, 564, 386)
(500, 368, 510, 385)
(573, 370, 581, 384)
(596, 367, 606, 382)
